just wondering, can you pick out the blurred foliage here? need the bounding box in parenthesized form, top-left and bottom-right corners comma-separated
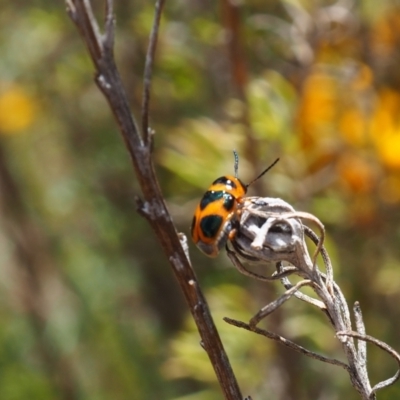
(0, 0, 400, 399)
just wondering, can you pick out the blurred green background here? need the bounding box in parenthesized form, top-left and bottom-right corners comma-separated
(0, 0, 400, 399)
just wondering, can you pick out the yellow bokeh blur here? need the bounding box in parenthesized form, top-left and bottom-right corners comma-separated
(339, 108, 367, 147)
(0, 84, 36, 134)
(370, 89, 400, 169)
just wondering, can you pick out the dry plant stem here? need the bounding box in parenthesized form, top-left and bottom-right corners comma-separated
(353, 302, 367, 372)
(264, 210, 332, 289)
(224, 317, 351, 372)
(226, 246, 296, 282)
(65, 1, 244, 399)
(303, 227, 353, 330)
(286, 225, 371, 398)
(229, 198, 400, 399)
(249, 279, 312, 327)
(279, 276, 327, 310)
(337, 330, 400, 394)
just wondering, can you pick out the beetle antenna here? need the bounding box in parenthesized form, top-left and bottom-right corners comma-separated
(246, 158, 280, 188)
(233, 150, 239, 178)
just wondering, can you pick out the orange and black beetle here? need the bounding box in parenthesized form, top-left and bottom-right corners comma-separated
(191, 151, 279, 257)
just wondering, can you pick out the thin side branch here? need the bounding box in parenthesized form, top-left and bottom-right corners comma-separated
(103, 0, 115, 53)
(142, 0, 166, 144)
(279, 274, 327, 310)
(224, 317, 351, 372)
(249, 279, 313, 327)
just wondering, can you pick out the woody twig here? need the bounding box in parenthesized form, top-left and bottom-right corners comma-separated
(65, 1, 246, 399)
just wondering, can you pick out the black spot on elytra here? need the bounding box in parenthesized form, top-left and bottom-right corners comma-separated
(200, 191, 224, 210)
(222, 193, 235, 211)
(200, 215, 223, 238)
(212, 176, 237, 188)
